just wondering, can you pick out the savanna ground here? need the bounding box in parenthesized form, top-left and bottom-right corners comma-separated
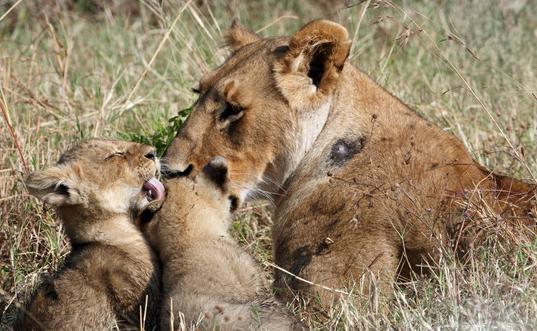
(1, 0, 536, 329)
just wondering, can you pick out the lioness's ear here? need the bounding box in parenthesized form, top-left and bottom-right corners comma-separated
(274, 20, 351, 107)
(225, 19, 260, 51)
(25, 164, 83, 207)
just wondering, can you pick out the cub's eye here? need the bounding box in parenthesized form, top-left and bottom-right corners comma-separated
(218, 102, 243, 123)
(104, 152, 126, 160)
(192, 87, 201, 94)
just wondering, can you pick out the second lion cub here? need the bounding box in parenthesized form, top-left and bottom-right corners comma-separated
(143, 157, 302, 330)
(15, 139, 162, 330)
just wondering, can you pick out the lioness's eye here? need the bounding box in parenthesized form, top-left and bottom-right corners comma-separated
(191, 87, 201, 94)
(104, 152, 126, 160)
(219, 102, 243, 122)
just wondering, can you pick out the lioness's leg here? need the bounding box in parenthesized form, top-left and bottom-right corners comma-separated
(274, 233, 399, 311)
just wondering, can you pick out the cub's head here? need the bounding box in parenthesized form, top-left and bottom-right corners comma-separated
(141, 157, 238, 258)
(26, 139, 165, 240)
(163, 20, 351, 203)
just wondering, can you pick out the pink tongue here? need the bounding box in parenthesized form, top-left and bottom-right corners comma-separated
(143, 177, 165, 201)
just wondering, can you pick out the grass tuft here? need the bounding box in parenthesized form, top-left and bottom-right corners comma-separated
(119, 107, 191, 156)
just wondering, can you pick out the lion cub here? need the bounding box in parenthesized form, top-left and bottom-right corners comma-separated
(15, 139, 163, 330)
(143, 157, 302, 330)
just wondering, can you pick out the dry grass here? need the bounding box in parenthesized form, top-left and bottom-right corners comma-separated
(1, 0, 536, 329)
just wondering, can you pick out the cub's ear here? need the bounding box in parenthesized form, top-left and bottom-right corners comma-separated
(25, 164, 83, 207)
(225, 19, 260, 51)
(201, 156, 229, 190)
(274, 20, 351, 108)
(201, 157, 239, 212)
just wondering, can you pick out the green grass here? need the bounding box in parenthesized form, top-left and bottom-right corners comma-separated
(120, 107, 191, 156)
(1, 0, 536, 329)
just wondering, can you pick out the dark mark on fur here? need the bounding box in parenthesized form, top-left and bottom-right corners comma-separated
(315, 238, 333, 256)
(289, 247, 312, 276)
(288, 247, 313, 290)
(43, 284, 59, 301)
(329, 137, 364, 166)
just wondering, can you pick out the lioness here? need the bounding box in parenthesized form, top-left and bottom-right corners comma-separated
(142, 157, 302, 330)
(15, 139, 163, 330)
(163, 20, 536, 310)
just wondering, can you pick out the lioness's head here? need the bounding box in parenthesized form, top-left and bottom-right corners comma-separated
(163, 20, 351, 202)
(26, 139, 165, 242)
(142, 157, 238, 260)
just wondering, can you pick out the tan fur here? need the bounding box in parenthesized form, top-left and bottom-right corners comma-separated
(15, 139, 161, 330)
(163, 20, 536, 312)
(225, 19, 260, 50)
(143, 159, 302, 330)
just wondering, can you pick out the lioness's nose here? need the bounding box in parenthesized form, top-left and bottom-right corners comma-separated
(176, 164, 193, 176)
(162, 136, 196, 177)
(161, 161, 194, 178)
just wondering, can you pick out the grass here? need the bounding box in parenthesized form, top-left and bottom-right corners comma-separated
(1, 0, 536, 329)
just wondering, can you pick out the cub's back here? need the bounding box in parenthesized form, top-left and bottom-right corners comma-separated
(15, 243, 160, 330)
